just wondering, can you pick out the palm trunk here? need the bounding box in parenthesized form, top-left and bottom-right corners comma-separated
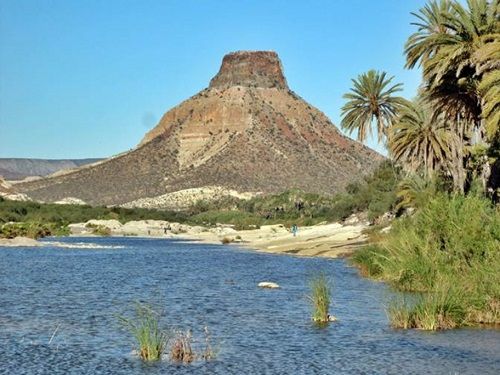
(451, 115, 466, 194)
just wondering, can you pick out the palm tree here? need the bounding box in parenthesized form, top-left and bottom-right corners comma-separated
(340, 70, 407, 143)
(476, 36, 500, 141)
(404, 0, 499, 192)
(405, 0, 499, 140)
(389, 100, 458, 178)
(405, 0, 455, 70)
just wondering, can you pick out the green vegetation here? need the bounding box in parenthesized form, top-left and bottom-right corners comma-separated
(85, 223, 112, 236)
(0, 161, 402, 237)
(388, 286, 469, 330)
(0, 199, 188, 238)
(352, 193, 499, 329)
(119, 303, 170, 361)
(0, 199, 188, 225)
(118, 303, 218, 363)
(0, 221, 69, 239)
(345, 0, 499, 330)
(308, 273, 332, 324)
(189, 161, 402, 228)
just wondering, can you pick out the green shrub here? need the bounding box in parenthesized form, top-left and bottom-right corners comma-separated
(86, 223, 112, 236)
(0, 199, 188, 226)
(0, 222, 60, 239)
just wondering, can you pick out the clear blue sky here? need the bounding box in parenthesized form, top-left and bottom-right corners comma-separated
(0, 0, 427, 159)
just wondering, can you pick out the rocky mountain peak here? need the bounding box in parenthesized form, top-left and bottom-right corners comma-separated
(209, 50, 288, 89)
(16, 51, 383, 206)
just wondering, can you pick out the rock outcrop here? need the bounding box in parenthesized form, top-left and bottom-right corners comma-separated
(209, 51, 288, 90)
(16, 51, 383, 206)
(121, 186, 256, 210)
(0, 176, 30, 201)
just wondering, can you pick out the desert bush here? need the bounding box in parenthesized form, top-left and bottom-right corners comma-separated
(86, 223, 111, 236)
(221, 236, 233, 244)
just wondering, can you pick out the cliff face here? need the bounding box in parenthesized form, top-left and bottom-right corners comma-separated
(17, 51, 383, 206)
(209, 51, 288, 89)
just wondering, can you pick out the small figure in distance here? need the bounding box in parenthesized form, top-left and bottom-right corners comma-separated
(291, 224, 298, 237)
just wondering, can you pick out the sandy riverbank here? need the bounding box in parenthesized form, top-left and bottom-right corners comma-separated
(68, 219, 369, 258)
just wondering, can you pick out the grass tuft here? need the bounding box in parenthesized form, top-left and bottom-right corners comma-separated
(119, 303, 170, 361)
(388, 285, 467, 330)
(308, 273, 332, 324)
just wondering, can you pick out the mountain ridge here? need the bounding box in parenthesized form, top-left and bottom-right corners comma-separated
(0, 158, 103, 180)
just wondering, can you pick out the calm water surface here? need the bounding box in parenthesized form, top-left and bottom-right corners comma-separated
(0, 237, 499, 374)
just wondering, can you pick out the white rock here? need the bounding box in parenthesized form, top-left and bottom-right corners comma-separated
(258, 282, 280, 289)
(210, 227, 238, 236)
(328, 315, 338, 322)
(68, 222, 90, 235)
(344, 214, 360, 225)
(0, 192, 31, 201)
(54, 197, 87, 205)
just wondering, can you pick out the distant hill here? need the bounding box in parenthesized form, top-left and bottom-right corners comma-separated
(0, 158, 102, 180)
(17, 51, 384, 206)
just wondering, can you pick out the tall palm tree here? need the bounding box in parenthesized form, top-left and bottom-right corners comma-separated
(340, 70, 407, 143)
(405, 0, 499, 139)
(389, 100, 458, 178)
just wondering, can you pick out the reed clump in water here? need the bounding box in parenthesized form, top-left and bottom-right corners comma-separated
(308, 273, 334, 324)
(388, 285, 468, 330)
(119, 304, 219, 363)
(170, 329, 194, 363)
(119, 303, 170, 361)
(200, 326, 218, 360)
(170, 326, 219, 363)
